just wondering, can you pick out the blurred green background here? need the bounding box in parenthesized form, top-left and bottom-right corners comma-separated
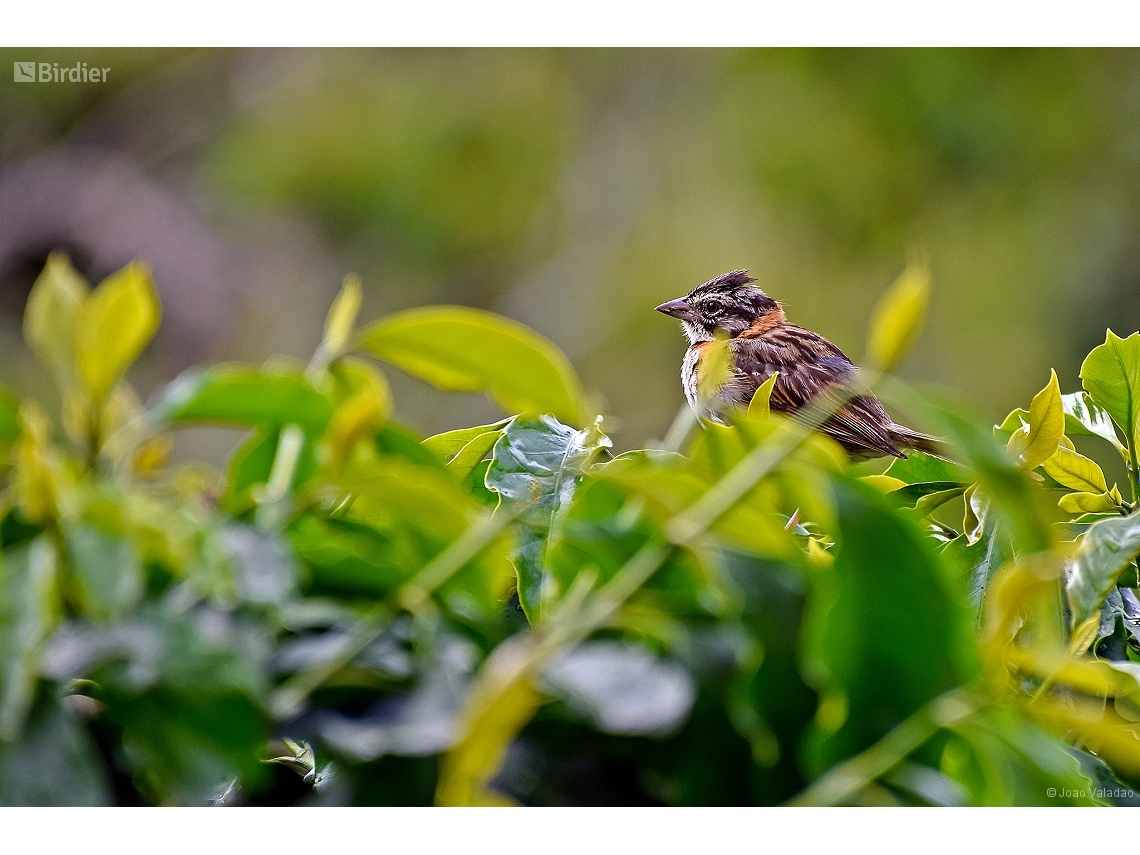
(3, 48, 1140, 453)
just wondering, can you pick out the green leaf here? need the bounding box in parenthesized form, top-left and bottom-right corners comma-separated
(1065, 508, 1140, 639)
(1058, 491, 1119, 515)
(307, 455, 513, 619)
(884, 451, 970, 485)
(943, 522, 1010, 614)
(321, 362, 393, 467)
(151, 365, 334, 437)
(945, 706, 1100, 805)
(0, 387, 19, 443)
(1080, 330, 1140, 451)
(801, 477, 974, 775)
(374, 423, 451, 472)
(51, 609, 270, 805)
(65, 526, 143, 622)
(424, 419, 513, 479)
(484, 415, 611, 622)
(747, 371, 779, 418)
(548, 471, 731, 618)
(995, 407, 1029, 438)
(866, 260, 930, 371)
(358, 306, 590, 426)
(224, 427, 319, 505)
(1042, 445, 1109, 494)
(1062, 391, 1124, 453)
(22, 252, 90, 384)
(886, 481, 968, 509)
(0, 536, 59, 742)
(75, 261, 162, 401)
(1007, 369, 1064, 470)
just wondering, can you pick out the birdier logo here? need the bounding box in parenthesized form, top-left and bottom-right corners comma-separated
(13, 61, 109, 83)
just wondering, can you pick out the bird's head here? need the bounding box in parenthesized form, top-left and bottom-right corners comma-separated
(655, 270, 784, 344)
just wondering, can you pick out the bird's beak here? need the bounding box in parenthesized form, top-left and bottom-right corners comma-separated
(655, 297, 696, 322)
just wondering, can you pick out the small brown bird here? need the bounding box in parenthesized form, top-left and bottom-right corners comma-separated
(656, 269, 939, 459)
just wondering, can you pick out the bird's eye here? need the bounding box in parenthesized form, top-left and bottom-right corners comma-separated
(705, 299, 723, 315)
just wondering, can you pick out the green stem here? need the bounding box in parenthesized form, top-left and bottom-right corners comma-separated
(788, 688, 985, 806)
(255, 424, 305, 530)
(271, 604, 391, 719)
(398, 508, 520, 613)
(1128, 440, 1140, 505)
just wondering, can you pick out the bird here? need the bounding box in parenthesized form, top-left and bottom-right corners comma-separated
(655, 269, 940, 460)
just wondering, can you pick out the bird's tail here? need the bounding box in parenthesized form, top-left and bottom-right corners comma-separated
(889, 424, 949, 460)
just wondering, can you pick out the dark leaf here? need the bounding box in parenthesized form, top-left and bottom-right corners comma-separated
(1066, 509, 1140, 640)
(801, 477, 975, 774)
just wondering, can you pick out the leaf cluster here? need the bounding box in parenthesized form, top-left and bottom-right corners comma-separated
(0, 256, 1138, 806)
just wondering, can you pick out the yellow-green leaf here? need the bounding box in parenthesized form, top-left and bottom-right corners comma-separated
(436, 641, 543, 806)
(866, 260, 931, 371)
(695, 337, 733, 409)
(321, 368, 392, 469)
(358, 306, 589, 427)
(423, 420, 512, 462)
(860, 474, 907, 493)
(747, 371, 779, 419)
(424, 422, 511, 480)
(322, 273, 363, 357)
(1007, 369, 1063, 470)
(75, 261, 162, 402)
(1058, 491, 1119, 514)
(23, 252, 90, 383)
(1042, 445, 1109, 494)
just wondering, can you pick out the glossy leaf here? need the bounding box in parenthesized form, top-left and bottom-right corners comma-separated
(1007, 369, 1064, 471)
(75, 262, 161, 401)
(151, 365, 334, 437)
(22, 252, 89, 383)
(1042, 445, 1109, 494)
(358, 306, 590, 426)
(1058, 491, 1119, 514)
(484, 415, 611, 622)
(1062, 391, 1124, 452)
(866, 260, 930, 371)
(423, 419, 513, 479)
(1080, 330, 1140, 451)
(1066, 509, 1140, 643)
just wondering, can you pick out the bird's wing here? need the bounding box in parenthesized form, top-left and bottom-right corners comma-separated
(728, 326, 904, 457)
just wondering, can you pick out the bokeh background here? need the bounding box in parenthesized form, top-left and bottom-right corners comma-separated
(3, 47, 1140, 456)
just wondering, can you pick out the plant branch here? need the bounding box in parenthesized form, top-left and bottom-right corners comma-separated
(788, 688, 986, 806)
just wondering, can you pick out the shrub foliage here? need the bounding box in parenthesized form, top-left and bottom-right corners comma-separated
(1, 254, 1139, 805)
